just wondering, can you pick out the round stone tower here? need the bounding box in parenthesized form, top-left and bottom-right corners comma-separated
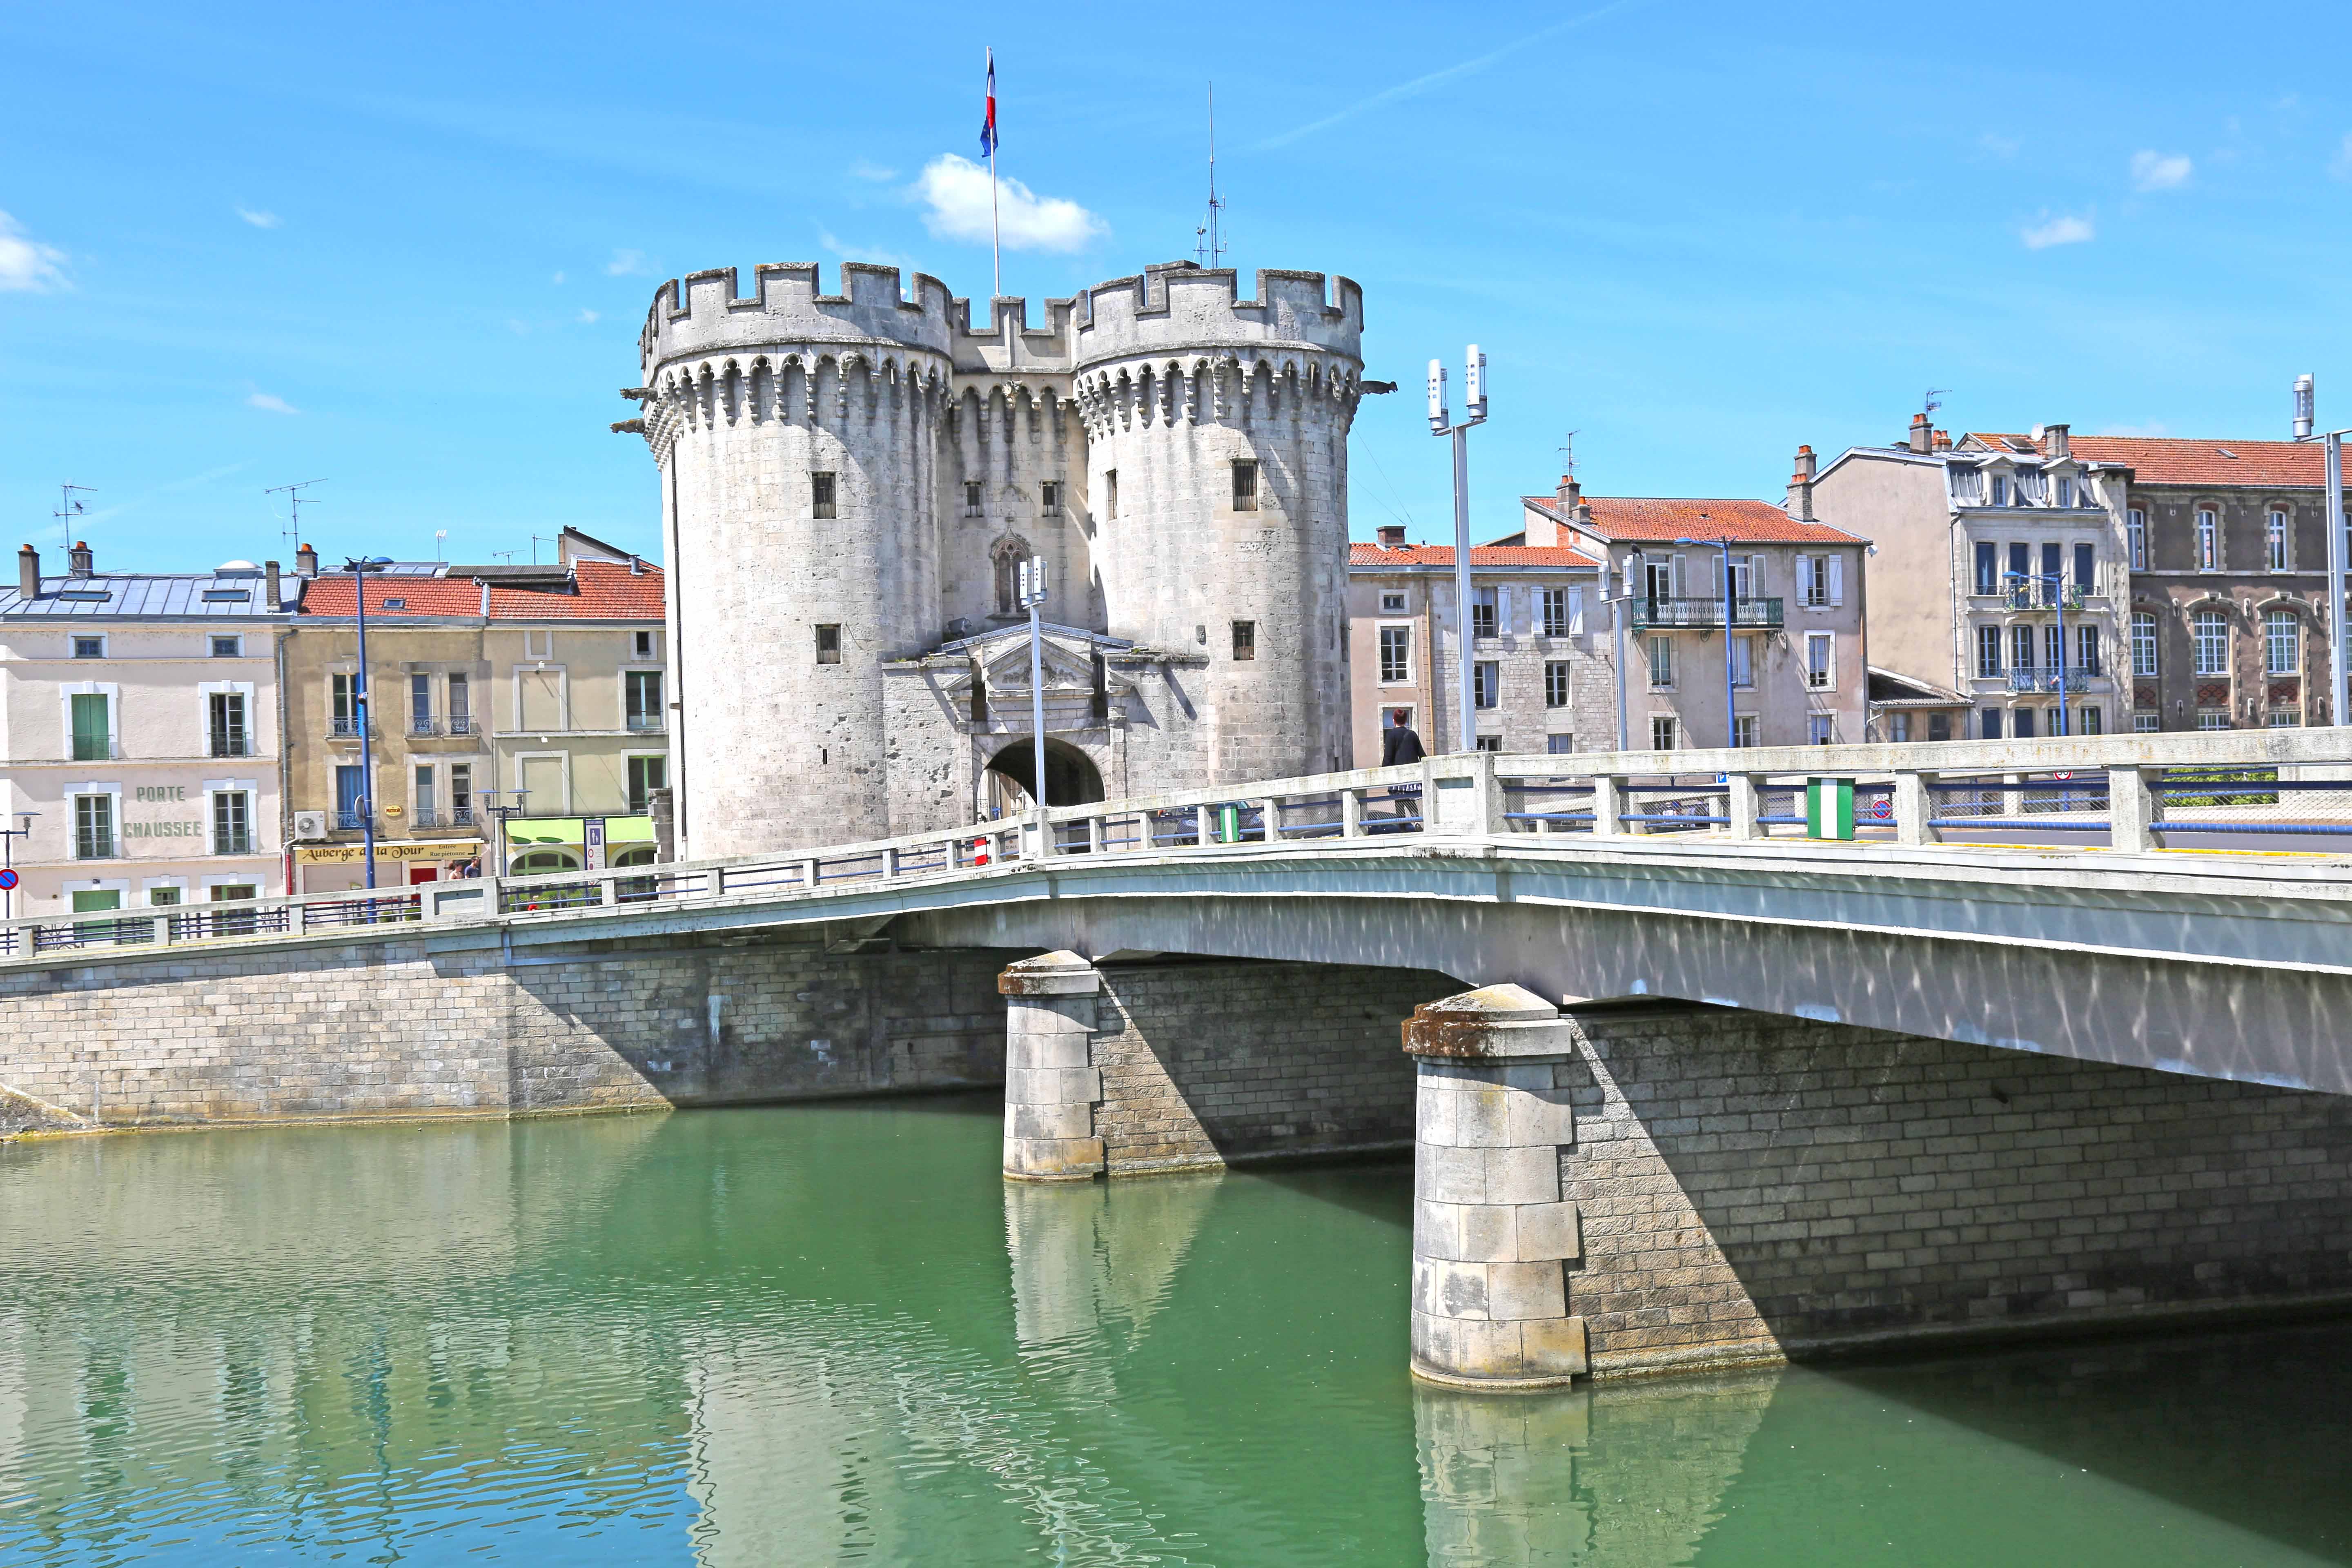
(1073, 264, 1365, 784)
(637, 262, 956, 858)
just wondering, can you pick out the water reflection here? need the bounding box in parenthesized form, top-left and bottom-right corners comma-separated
(1416, 1375, 1776, 1566)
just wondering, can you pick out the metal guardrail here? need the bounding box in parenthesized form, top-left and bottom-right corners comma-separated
(0, 731, 2343, 971)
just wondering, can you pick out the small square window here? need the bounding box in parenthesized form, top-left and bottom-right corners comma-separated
(1474, 735, 1503, 753)
(1380, 590, 1406, 613)
(1650, 714, 1677, 750)
(812, 472, 837, 519)
(73, 636, 104, 659)
(815, 624, 842, 664)
(633, 630, 656, 659)
(1040, 481, 1061, 512)
(1546, 733, 1575, 755)
(964, 481, 983, 517)
(211, 635, 241, 659)
(524, 630, 552, 659)
(1231, 620, 1256, 661)
(1231, 461, 1258, 512)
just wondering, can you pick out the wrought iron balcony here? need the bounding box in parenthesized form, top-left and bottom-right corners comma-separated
(329, 716, 365, 739)
(334, 808, 368, 831)
(2003, 585, 2087, 611)
(410, 716, 439, 736)
(2007, 667, 2105, 693)
(1628, 596, 1784, 631)
(446, 716, 476, 737)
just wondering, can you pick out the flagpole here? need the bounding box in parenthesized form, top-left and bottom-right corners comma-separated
(986, 47, 1001, 303)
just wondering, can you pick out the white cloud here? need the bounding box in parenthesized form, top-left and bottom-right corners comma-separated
(0, 211, 66, 291)
(915, 156, 1105, 253)
(848, 159, 897, 182)
(605, 249, 649, 276)
(247, 392, 298, 414)
(2021, 213, 2095, 249)
(2130, 150, 2191, 192)
(236, 206, 283, 229)
(552, 270, 566, 284)
(576, 308, 599, 324)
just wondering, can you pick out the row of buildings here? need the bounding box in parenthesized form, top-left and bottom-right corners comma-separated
(1342, 420, 2343, 761)
(0, 529, 666, 917)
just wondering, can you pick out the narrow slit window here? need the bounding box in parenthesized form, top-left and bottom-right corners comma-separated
(811, 472, 836, 519)
(1231, 461, 1258, 512)
(1040, 481, 1061, 512)
(815, 624, 842, 664)
(1231, 620, 1256, 661)
(964, 481, 983, 517)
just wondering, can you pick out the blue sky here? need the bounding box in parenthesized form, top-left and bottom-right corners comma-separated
(6, 0, 2352, 570)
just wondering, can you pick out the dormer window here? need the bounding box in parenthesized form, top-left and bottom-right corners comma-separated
(1991, 474, 2011, 507)
(2056, 476, 2074, 508)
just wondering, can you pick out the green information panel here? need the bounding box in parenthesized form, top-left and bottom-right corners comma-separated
(1806, 777, 1855, 840)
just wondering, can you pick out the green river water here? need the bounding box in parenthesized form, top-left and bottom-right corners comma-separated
(2, 1096, 2348, 1566)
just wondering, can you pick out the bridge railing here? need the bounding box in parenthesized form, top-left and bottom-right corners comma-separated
(0, 730, 2344, 969)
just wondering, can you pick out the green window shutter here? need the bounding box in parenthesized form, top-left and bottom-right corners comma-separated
(71, 693, 109, 761)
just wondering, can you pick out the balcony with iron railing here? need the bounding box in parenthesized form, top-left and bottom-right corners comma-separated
(410, 715, 439, 737)
(329, 716, 366, 739)
(334, 808, 368, 831)
(2004, 585, 2089, 611)
(410, 806, 477, 830)
(2008, 666, 2105, 693)
(1628, 596, 1784, 631)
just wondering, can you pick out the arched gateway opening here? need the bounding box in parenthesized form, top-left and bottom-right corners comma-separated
(984, 739, 1104, 816)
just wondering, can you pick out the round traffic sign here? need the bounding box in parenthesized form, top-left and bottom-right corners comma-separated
(0, 869, 21, 891)
(1869, 797, 1892, 821)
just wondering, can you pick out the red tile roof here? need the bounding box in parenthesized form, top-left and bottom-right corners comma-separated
(1350, 543, 1599, 568)
(1966, 433, 2328, 488)
(300, 559, 665, 619)
(1525, 495, 1862, 546)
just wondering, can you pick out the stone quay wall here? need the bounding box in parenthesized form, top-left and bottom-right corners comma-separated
(0, 929, 1015, 1134)
(1089, 960, 1461, 1172)
(1560, 1005, 2352, 1376)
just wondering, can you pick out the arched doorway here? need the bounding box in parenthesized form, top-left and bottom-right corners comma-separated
(984, 739, 1104, 816)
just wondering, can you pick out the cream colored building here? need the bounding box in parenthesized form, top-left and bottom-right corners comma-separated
(0, 544, 292, 917)
(283, 530, 668, 891)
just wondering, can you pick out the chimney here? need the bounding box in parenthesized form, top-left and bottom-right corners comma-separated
(2043, 422, 2070, 459)
(1933, 429, 1951, 450)
(1787, 443, 1817, 521)
(1907, 413, 1932, 454)
(1557, 475, 1581, 512)
(295, 542, 318, 579)
(1574, 499, 1593, 525)
(67, 540, 93, 577)
(628, 554, 645, 575)
(1377, 524, 1407, 549)
(264, 559, 281, 608)
(17, 544, 38, 600)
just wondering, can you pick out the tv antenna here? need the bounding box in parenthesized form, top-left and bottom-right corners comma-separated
(1194, 81, 1226, 269)
(54, 484, 94, 551)
(265, 479, 327, 562)
(1557, 430, 1580, 478)
(1924, 388, 1949, 416)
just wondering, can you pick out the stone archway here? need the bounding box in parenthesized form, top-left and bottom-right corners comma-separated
(984, 738, 1104, 815)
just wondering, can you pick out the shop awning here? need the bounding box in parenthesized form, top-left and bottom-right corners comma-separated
(501, 815, 654, 846)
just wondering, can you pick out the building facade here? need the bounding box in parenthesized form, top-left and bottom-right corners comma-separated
(1515, 463, 1872, 751)
(0, 544, 292, 916)
(1817, 416, 2332, 738)
(284, 532, 668, 891)
(1345, 527, 1610, 764)
(626, 258, 1365, 858)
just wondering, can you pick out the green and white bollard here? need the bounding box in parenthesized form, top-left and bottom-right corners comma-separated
(1805, 777, 1855, 840)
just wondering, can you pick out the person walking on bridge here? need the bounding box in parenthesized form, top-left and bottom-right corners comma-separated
(1379, 710, 1426, 830)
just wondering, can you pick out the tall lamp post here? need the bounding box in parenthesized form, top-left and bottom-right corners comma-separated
(1428, 345, 1489, 754)
(1017, 554, 1049, 856)
(1676, 536, 1741, 748)
(2005, 569, 2073, 735)
(2292, 374, 2351, 727)
(343, 556, 394, 889)
(481, 788, 531, 880)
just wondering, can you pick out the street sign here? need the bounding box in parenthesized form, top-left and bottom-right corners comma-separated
(583, 817, 607, 871)
(0, 869, 19, 891)
(1869, 796, 1892, 822)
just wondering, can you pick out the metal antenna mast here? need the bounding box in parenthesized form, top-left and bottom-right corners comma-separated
(1557, 430, 1579, 477)
(1194, 82, 1226, 268)
(53, 484, 94, 551)
(265, 479, 327, 561)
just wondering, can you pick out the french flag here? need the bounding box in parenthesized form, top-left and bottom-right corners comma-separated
(979, 49, 998, 158)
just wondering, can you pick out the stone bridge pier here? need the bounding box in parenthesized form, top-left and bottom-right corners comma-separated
(991, 953, 2352, 1388)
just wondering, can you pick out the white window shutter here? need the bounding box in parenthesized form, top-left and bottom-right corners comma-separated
(1828, 555, 1845, 606)
(1568, 586, 1586, 635)
(1672, 554, 1687, 598)
(1823, 630, 1836, 688)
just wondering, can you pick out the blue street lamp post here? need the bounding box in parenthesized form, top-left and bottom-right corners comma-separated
(344, 557, 394, 890)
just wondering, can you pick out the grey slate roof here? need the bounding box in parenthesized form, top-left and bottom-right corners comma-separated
(0, 572, 298, 619)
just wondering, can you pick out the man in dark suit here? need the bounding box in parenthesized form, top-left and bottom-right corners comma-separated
(1378, 710, 1426, 829)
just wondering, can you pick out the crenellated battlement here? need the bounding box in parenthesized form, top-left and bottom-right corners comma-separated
(1074, 261, 1362, 371)
(640, 262, 961, 374)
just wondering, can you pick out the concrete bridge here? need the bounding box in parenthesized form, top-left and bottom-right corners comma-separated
(4, 729, 2350, 1383)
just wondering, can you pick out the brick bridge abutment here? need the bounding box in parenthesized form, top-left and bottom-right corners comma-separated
(3, 927, 2349, 1383)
